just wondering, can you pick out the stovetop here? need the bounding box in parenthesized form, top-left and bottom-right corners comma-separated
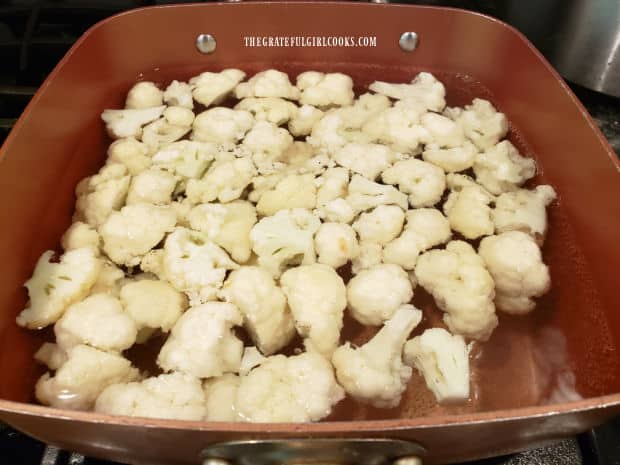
(0, 1, 619, 465)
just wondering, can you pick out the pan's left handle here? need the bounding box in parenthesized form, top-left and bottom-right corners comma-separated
(202, 438, 424, 465)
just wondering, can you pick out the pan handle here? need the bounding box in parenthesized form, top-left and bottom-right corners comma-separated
(202, 438, 424, 465)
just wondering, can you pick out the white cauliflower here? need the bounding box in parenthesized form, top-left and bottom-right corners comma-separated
(479, 231, 551, 315)
(220, 266, 295, 355)
(235, 351, 344, 422)
(420, 112, 465, 148)
(125, 81, 163, 109)
(120, 279, 188, 332)
(61, 221, 100, 254)
(235, 97, 299, 125)
(383, 208, 451, 270)
(35, 344, 138, 410)
(422, 141, 478, 173)
(315, 167, 355, 223)
(279, 140, 314, 167)
(352, 205, 405, 246)
(250, 208, 321, 276)
(306, 109, 369, 154)
(451, 98, 509, 150)
(443, 174, 495, 239)
(381, 158, 446, 208)
(288, 104, 324, 137)
(280, 264, 347, 357)
(99, 204, 176, 267)
(296, 71, 354, 107)
(351, 241, 383, 275)
(126, 168, 178, 205)
(334, 142, 395, 180)
(332, 304, 422, 408)
(158, 302, 244, 378)
(160, 227, 239, 304)
(140, 117, 191, 153)
(163, 80, 193, 109)
(241, 121, 293, 172)
(239, 347, 268, 376)
(256, 173, 317, 216)
(107, 137, 152, 175)
(95, 372, 206, 421)
(235, 69, 299, 100)
(54, 293, 136, 352)
(493, 185, 557, 243)
(403, 328, 470, 403)
(34, 342, 67, 370)
(369, 72, 446, 111)
(346, 174, 408, 214)
(415, 240, 497, 341)
(186, 157, 256, 204)
(163, 106, 195, 127)
(16, 248, 101, 329)
(314, 222, 360, 268)
(473, 140, 536, 195)
(101, 105, 165, 139)
(192, 107, 254, 144)
(204, 374, 241, 421)
(248, 172, 286, 203)
(151, 140, 216, 180)
(75, 163, 130, 227)
(89, 260, 124, 296)
(347, 264, 414, 325)
(190, 69, 246, 107)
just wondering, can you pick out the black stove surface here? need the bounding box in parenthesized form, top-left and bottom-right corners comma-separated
(1, 1, 619, 465)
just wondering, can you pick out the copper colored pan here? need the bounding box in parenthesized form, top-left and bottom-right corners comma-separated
(1, 3, 620, 464)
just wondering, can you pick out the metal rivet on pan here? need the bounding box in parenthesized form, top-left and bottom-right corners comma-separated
(393, 456, 423, 465)
(196, 33, 217, 54)
(399, 31, 418, 52)
(202, 459, 231, 465)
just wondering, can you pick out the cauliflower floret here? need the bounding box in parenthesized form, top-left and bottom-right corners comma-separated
(61, 221, 100, 254)
(190, 69, 246, 107)
(240, 346, 268, 375)
(186, 157, 256, 204)
(235, 97, 298, 125)
(235, 69, 299, 100)
(95, 372, 206, 421)
(89, 260, 124, 296)
(126, 168, 178, 205)
(163, 80, 193, 109)
(280, 264, 347, 357)
(16, 248, 101, 329)
(403, 328, 470, 403)
(125, 81, 163, 109)
(443, 174, 495, 239)
(35, 344, 138, 410)
(151, 140, 216, 180)
(346, 174, 408, 214)
(296, 71, 354, 107)
(493, 185, 557, 243)
(473, 140, 536, 195)
(107, 137, 152, 175)
(163, 106, 195, 127)
(332, 304, 422, 408)
(352, 205, 405, 245)
(235, 351, 344, 422)
(140, 117, 191, 153)
(192, 107, 254, 144)
(288, 104, 324, 137)
(248, 172, 286, 203)
(220, 267, 295, 355)
(415, 240, 497, 341)
(160, 227, 239, 304)
(75, 163, 131, 227)
(279, 140, 315, 167)
(241, 121, 293, 172)
(422, 141, 478, 173)
(140, 249, 164, 276)
(351, 241, 383, 274)
(314, 167, 354, 223)
(479, 231, 551, 315)
(420, 112, 465, 148)
(34, 342, 67, 370)
(189, 201, 257, 263)
(381, 158, 446, 208)
(158, 302, 243, 378)
(204, 373, 241, 421)
(347, 264, 413, 325)
(383, 208, 451, 270)
(54, 293, 137, 352)
(99, 204, 176, 267)
(250, 208, 321, 276)
(314, 222, 360, 269)
(306, 110, 369, 154)
(120, 279, 188, 332)
(362, 102, 430, 154)
(334, 142, 396, 180)
(369, 72, 446, 111)
(101, 106, 165, 139)
(256, 173, 317, 216)
(452, 98, 509, 150)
